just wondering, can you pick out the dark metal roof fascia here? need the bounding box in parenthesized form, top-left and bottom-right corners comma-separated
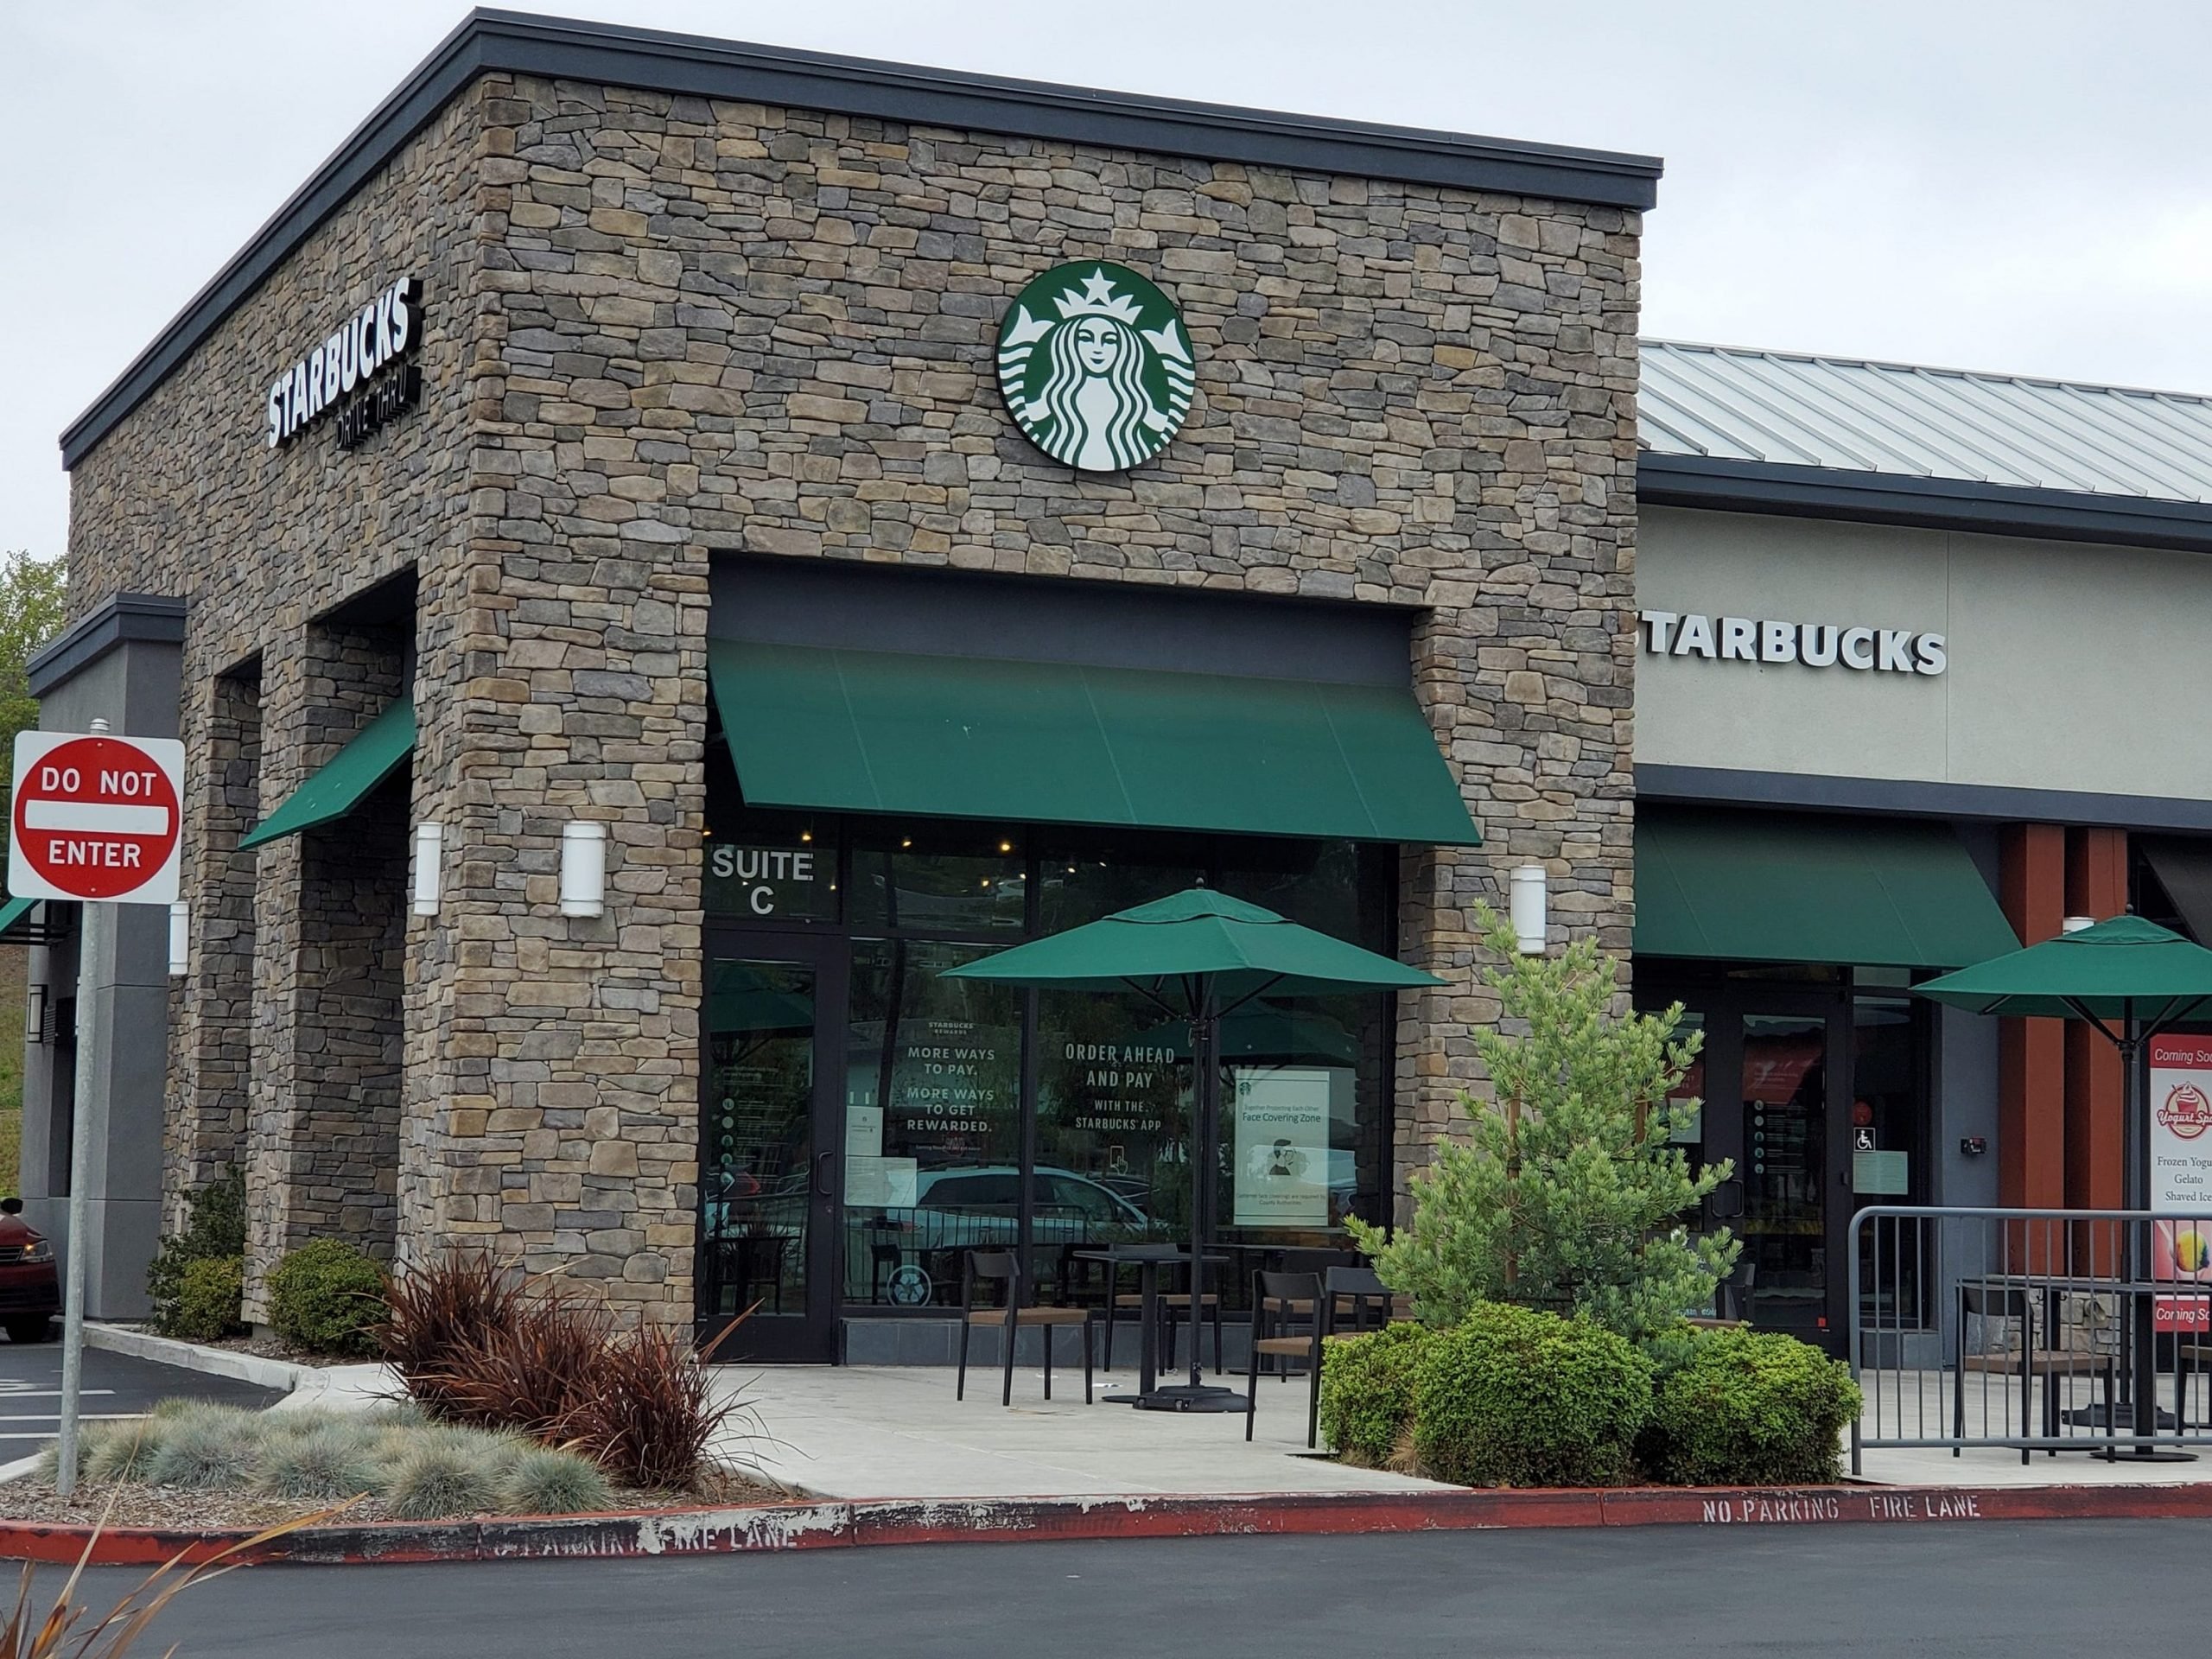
(60, 8, 1662, 470)
(1637, 764, 2212, 836)
(26, 594, 188, 700)
(1637, 452, 2212, 556)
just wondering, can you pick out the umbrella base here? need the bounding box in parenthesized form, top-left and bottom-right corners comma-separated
(1132, 1383, 1243, 1413)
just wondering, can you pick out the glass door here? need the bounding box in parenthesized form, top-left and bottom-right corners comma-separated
(698, 936, 845, 1362)
(1736, 1002, 1851, 1341)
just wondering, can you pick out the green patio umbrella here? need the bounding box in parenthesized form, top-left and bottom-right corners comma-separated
(1141, 1001, 1363, 1067)
(944, 887, 1441, 1410)
(1919, 914, 2212, 1452)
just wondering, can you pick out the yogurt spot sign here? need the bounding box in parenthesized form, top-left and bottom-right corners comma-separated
(2151, 1036, 2212, 1211)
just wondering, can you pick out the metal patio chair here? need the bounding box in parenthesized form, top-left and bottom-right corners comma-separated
(957, 1249, 1095, 1407)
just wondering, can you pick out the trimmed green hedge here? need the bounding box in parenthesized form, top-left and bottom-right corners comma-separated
(1318, 1322, 1434, 1467)
(1645, 1327, 1861, 1485)
(171, 1255, 245, 1343)
(146, 1171, 245, 1339)
(1412, 1302, 1653, 1487)
(268, 1239, 387, 1357)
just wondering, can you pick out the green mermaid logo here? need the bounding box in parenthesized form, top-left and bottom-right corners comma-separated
(997, 262, 1193, 471)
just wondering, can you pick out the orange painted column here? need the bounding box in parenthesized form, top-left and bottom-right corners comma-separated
(1999, 826, 2067, 1236)
(2064, 828, 2129, 1219)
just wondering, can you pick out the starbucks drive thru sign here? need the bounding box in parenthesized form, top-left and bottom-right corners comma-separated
(997, 262, 1194, 471)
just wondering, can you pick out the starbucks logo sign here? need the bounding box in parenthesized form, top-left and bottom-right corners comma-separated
(996, 262, 1194, 471)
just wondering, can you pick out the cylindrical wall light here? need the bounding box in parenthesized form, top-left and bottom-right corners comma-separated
(411, 823, 443, 917)
(2063, 915, 2095, 934)
(1509, 864, 1548, 956)
(167, 903, 188, 977)
(560, 822, 607, 918)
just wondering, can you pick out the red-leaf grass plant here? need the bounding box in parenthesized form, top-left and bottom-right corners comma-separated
(378, 1254, 751, 1492)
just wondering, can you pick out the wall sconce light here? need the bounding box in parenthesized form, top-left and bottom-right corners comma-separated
(1509, 864, 1548, 956)
(412, 823, 443, 917)
(167, 903, 188, 977)
(561, 822, 607, 918)
(26, 985, 46, 1046)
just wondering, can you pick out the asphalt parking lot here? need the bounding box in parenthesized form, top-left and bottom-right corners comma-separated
(0, 1336, 282, 1455)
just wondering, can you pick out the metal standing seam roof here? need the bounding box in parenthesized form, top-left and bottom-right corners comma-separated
(1639, 340, 2212, 506)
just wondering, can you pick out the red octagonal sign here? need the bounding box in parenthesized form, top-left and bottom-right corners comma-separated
(10, 731, 186, 905)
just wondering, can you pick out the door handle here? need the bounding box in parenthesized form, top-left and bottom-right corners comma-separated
(813, 1151, 836, 1198)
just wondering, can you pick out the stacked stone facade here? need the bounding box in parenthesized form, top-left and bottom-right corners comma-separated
(65, 49, 1641, 1319)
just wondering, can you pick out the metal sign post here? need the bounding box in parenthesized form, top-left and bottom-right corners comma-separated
(8, 718, 186, 1497)
(55, 897, 106, 1497)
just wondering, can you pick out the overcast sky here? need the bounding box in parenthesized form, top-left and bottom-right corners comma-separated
(6, 0, 2210, 560)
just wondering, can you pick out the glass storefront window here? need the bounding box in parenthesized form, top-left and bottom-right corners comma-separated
(707, 804, 1400, 1318)
(843, 938, 1023, 1308)
(849, 826, 1028, 934)
(1034, 989, 1186, 1295)
(1036, 830, 1206, 933)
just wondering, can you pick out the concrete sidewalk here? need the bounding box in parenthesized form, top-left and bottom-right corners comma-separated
(717, 1358, 2212, 1498)
(715, 1363, 1454, 1500)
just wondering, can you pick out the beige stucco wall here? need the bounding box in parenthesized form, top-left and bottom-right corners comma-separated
(1637, 505, 2212, 804)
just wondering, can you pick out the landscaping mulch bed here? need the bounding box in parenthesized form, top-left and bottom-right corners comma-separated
(0, 1463, 791, 1531)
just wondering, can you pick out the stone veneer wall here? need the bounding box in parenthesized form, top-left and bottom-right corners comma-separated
(446, 68, 1642, 1289)
(164, 664, 259, 1228)
(64, 87, 490, 1313)
(66, 66, 1639, 1319)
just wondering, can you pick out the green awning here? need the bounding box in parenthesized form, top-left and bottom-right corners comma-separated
(1635, 807, 2018, 969)
(707, 639, 1480, 845)
(0, 896, 36, 944)
(240, 698, 415, 849)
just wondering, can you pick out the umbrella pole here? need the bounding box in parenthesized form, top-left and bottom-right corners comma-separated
(2120, 1015, 2185, 1458)
(1139, 980, 1238, 1410)
(1190, 985, 1214, 1393)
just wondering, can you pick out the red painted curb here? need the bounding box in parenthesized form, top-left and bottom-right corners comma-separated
(8, 1480, 2212, 1565)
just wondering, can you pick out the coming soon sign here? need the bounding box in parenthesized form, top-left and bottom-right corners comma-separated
(8, 732, 185, 905)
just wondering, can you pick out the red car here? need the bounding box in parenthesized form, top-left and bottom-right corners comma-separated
(0, 1213, 59, 1343)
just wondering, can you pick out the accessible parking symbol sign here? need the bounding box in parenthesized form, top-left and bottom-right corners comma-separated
(9, 731, 185, 905)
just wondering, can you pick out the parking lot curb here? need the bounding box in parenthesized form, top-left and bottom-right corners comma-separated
(6, 1479, 2212, 1565)
(81, 1325, 305, 1394)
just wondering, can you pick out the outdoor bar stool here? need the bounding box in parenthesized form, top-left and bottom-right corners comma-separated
(1953, 1281, 2086, 1465)
(1256, 1249, 1360, 1370)
(1322, 1265, 1395, 1337)
(957, 1250, 1095, 1407)
(1245, 1270, 1326, 1445)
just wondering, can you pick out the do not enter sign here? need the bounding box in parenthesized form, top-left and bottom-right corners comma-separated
(10, 731, 185, 905)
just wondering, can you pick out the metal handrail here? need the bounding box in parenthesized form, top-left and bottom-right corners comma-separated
(1847, 1203, 2212, 1473)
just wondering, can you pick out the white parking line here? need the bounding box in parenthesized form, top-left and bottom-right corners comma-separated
(0, 1390, 118, 1401)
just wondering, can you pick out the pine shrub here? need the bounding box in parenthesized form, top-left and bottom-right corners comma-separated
(267, 1239, 386, 1357)
(1644, 1328, 1862, 1486)
(1349, 905, 1737, 1347)
(1412, 1302, 1653, 1487)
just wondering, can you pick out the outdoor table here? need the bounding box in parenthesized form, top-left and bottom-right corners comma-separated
(1974, 1273, 2210, 1452)
(1075, 1245, 1230, 1402)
